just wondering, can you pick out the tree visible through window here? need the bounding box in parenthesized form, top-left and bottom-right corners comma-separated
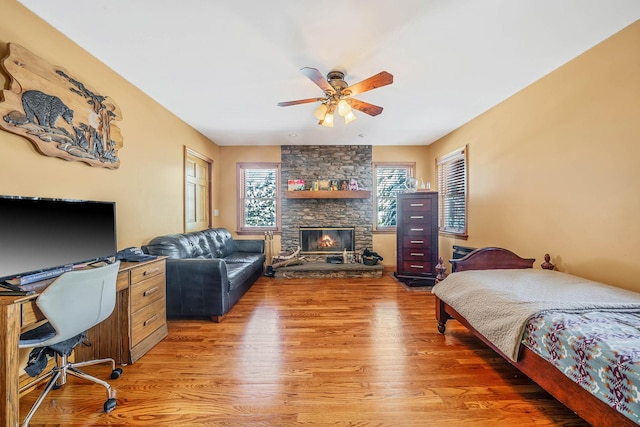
(374, 163, 414, 230)
(437, 147, 467, 237)
(237, 163, 280, 233)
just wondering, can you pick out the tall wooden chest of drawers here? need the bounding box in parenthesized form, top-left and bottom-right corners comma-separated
(395, 192, 438, 286)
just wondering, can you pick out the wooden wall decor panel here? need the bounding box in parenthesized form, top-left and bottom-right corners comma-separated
(0, 43, 123, 169)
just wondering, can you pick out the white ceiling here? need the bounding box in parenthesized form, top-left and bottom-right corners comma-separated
(18, 1, 640, 147)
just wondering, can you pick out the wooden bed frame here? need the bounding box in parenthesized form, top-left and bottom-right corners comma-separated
(434, 247, 635, 427)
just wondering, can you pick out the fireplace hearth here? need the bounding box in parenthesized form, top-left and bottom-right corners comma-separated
(300, 227, 355, 255)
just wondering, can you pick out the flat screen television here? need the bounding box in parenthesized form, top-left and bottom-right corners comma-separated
(0, 196, 117, 281)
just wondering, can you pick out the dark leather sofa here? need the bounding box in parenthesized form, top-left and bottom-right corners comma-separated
(142, 228, 265, 322)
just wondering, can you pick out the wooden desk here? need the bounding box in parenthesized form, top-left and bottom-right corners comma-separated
(0, 257, 167, 426)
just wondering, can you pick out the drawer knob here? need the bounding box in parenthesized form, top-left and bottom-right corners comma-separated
(410, 240, 424, 244)
(410, 228, 424, 232)
(410, 253, 424, 257)
(143, 314, 158, 327)
(409, 203, 424, 207)
(143, 268, 160, 276)
(410, 265, 424, 269)
(410, 215, 424, 219)
(143, 286, 159, 297)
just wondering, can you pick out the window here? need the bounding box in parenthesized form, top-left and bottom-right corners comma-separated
(237, 163, 281, 233)
(437, 146, 468, 237)
(373, 162, 415, 231)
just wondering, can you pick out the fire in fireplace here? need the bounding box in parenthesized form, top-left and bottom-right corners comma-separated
(300, 227, 355, 254)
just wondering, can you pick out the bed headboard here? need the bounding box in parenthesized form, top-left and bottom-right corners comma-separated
(450, 247, 535, 272)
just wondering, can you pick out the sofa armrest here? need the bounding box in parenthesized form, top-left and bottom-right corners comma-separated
(234, 239, 264, 253)
(165, 258, 230, 317)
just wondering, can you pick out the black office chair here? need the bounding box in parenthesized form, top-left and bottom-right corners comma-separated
(18, 261, 122, 426)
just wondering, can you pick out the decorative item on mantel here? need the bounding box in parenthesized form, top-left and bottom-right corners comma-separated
(0, 43, 123, 169)
(287, 180, 305, 191)
(284, 177, 369, 199)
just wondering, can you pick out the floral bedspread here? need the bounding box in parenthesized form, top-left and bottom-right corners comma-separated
(522, 310, 640, 424)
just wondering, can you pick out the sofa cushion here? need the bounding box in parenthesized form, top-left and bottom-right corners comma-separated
(224, 252, 264, 264)
(184, 231, 213, 258)
(143, 233, 192, 259)
(143, 231, 214, 259)
(215, 228, 236, 258)
(200, 228, 233, 258)
(226, 262, 258, 291)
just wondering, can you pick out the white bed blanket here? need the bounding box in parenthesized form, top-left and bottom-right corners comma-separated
(432, 269, 640, 361)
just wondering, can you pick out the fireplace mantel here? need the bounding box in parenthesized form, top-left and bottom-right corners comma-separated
(285, 190, 371, 199)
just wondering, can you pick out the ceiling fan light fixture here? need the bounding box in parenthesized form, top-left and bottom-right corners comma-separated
(343, 110, 357, 124)
(313, 103, 328, 120)
(320, 112, 334, 127)
(337, 99, 351, 117)
(278, 67, 393, 126)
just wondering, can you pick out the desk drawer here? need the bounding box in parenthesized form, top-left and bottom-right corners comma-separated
(131, 297, 166, 347)
(130, 260, 165, 285)
(131, 274, 166, 312)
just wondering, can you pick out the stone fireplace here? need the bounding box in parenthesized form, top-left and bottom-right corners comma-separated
(300, 227, 355, 255)
(281, 145, 373, 263)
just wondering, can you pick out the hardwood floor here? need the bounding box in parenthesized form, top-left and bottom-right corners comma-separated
(20, 274, 587, 426)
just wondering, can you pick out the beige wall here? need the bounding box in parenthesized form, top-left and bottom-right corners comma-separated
(428, 20, 640, 291)
(0, 0, 220, 249)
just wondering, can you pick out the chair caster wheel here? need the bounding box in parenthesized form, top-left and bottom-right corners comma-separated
(104, 398, 117, 413)
(52, 383, 63, 390)
(111, 368, 123, 379)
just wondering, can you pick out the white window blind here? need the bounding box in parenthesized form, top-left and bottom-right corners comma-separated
(437, 147, 467, 236)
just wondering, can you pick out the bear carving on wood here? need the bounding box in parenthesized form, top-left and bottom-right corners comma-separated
(0, 43, 122, 169)
(22, 90, 74, 128)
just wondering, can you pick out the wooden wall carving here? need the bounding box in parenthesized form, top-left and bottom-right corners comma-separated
(0, 43, 123, 169)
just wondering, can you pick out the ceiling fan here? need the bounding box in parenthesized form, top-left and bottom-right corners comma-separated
(277, 67, 393, 127)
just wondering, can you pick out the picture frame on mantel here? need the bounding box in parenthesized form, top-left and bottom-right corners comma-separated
(0, 43, 123, 169)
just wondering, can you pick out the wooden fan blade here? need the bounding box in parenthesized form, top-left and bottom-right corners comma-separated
(345, 71, 393, 96)
(300, 67, 335, 94)
(277, 97, 325, 107)
(349, 99, 384, 116)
